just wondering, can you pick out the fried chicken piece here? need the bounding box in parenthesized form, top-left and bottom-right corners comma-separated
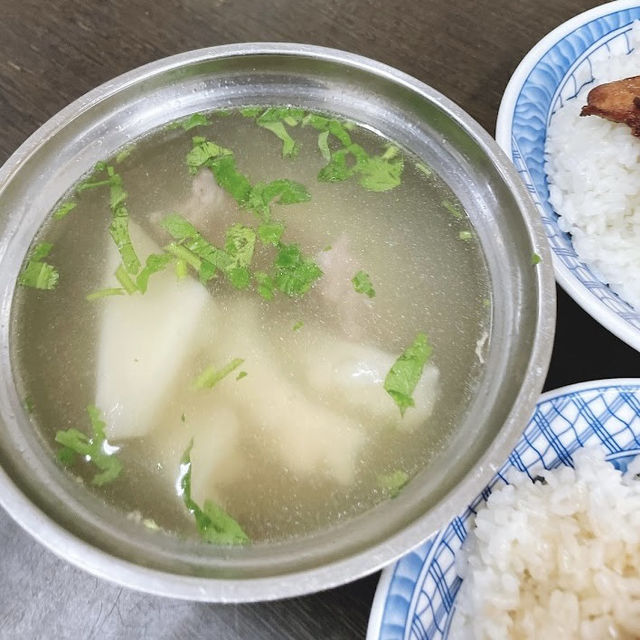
(580, 75, 640, 136)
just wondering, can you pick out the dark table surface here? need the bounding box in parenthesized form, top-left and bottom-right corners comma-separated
(2, 0, 640, 638)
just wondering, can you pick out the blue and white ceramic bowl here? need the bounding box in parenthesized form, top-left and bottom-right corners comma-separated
(495, 0, 640, 352)
(367, 379, 640, 640)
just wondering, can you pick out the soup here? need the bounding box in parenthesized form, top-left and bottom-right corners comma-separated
(11, 108, 490, 544)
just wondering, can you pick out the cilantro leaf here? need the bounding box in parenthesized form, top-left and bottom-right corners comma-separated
(236, 371, 248, 381)
(240, 107, 263, 118)
(19, 243, 59, 290)
(384, 333, 432, 416)
(317, 148, 353, 183)
(53, 201, 77, 220)
(178, 441, 249, 545)
(136, 253, 174, 293)
(55, 405, 122, 486)
(459, 230, 472, 241)
(224, 224, 256, 269)
(292, 320, 304, 331)
(356, 153, 404, 192)
(273, 243, 323, 297)
(378, 470, 409, 498)
(182, 113, 210, 131)
(86, 287, 126, 301)
(317, 130, 331, 161)
(115, 146, 134, 164)
(257, 121, 299, 158)
(194, 358, 245, 390)
(532, 252, 541, 265)
(442, 199, 463, 220)
(208, 154, 252, 205)
(115, 263, 138, 294)
(186, 137, 232, 174)
(352, 270, 375, 298)
(255, 271, 275, 300)
(247, 179, 311, 221)
(257, 221, 284, 245)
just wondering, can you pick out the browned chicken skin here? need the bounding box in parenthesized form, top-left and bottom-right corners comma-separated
(580, 75, 640, 136)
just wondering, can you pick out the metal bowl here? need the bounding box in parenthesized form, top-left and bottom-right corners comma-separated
(0, 44, 555, 602)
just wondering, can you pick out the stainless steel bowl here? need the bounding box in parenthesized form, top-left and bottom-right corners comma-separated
(0, 44, 555, 602)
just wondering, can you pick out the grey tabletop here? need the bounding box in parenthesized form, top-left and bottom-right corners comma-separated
(3, 0, 640, 638)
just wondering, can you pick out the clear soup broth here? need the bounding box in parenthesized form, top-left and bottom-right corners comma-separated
(11, 109, 490, 544)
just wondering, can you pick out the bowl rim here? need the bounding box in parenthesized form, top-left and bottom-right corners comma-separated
(366, 376, 640, 640)
(495, 0, 640, 352)
(0, 42, 555, 602)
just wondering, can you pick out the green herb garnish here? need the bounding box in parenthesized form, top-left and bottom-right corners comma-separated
(115, 146, 134, 164)
(18, 243, 59, 290)
(292, 320, 304, 331)
(272, 243, 323, 297)
(194, 358, 245, 390)
(459, 230, 472, 241)
(182, 113, 211, 131)
(378, 470, 409, 498)
(55, 405, 122, 486)
(531, 252, 541, 265)
(352, 270, 375, 298)
(442, 199, 463, 220)
(179, 441, 249, 545)
(136, 253, 174, 293)
(384, 333, 432, 416)
(255, 271, 276, 300)
(236, 371, 248, 381)
(53, 201, 77, 220)
(416, 162, 433, 177)
(85, 287, 126, 301)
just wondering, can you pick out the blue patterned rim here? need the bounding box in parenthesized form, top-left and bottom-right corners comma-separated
(367, 379, 640, 640)
(495, 0, 640, 352)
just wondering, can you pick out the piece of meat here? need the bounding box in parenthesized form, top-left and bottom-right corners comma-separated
(580, 75, 640, 136)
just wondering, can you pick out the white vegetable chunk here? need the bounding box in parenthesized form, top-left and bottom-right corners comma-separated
(217, 300, 366, 485)
(95, 222, 212, 440)
(295, 334, 440, 433)
(152, 403, 244, 505)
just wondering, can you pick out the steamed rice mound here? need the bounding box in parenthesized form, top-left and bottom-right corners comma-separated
(453, 448, 640, 639)
(545, 25, 640, 311)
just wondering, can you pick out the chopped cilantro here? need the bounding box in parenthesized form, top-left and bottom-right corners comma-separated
(19, 243, 59, 290)
(23, 395, 34, 415)
(240, 107, 263, 118)
(378, 470, 409, 497)
(258, 121, 299, 158)
(115, 146, 134, 164)
(247, 179, 311, 221)
(115, 263, 138, 294)
(255, 271, 275, 300)
(356, 151, 403, 192)
(442, 199, 463, 220)
(258, 221, 285, 245)
(292, 320, 304, 331)
(136, 253, 174, 293)
(55, 405, 122, 486)
(317, 130, 331, 161)
(181, 113, 210, 131)
(186, 136, 232, 174)
(53, 201, 77, 220)
(208, 154, 253, 205)
(236, 371, 248, 381)
(459, 230, 472, 241)
(416, 162, 432, 177)
(86, 287, 126, 301)
(79, 165, 141, 275)
(323, 245, 332, 252)
(273, 243, 323, 297)
(178, 441, 249, 545)
(384, 333, 432, 416)
(175, 258, 188, 280)
(194, 358, 245, 390)
(531, 252, 541, 265)
(352, 270, 375, 298)
(317, 148, 353, 183)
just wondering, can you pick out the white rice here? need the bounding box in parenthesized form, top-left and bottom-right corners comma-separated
(545, 24, 640, 310)
(451, 447, 640, 639)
